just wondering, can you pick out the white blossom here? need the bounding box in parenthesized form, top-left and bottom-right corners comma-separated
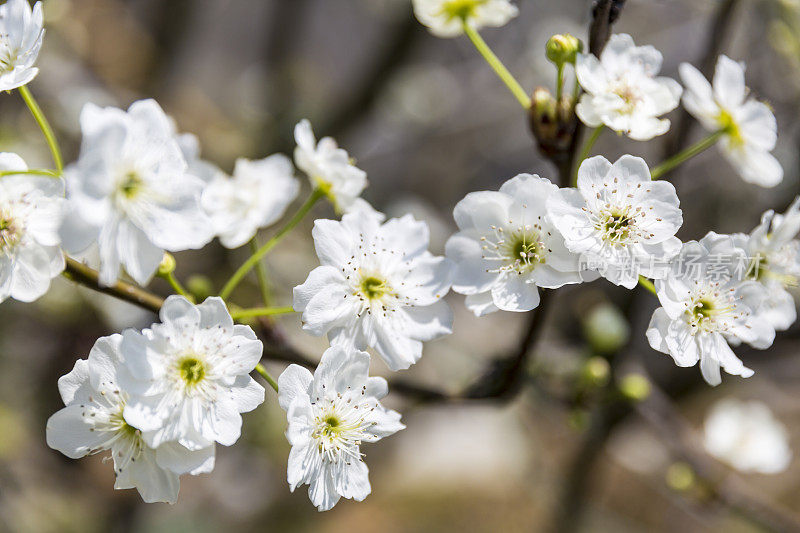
(46, 334, 215, 504)
(704, 399, 792, 474)
(646, 233, 775, 386)
(412, 0, 518, 38)
(732, 197, 800, 331)
(278, 345, 404, 511)
(294, 119, 377, 216)
(446, 173, 594, 316)
(59, 99, 213, 286)
(546, 155, 682, 288)
(680, 55, 783, 187)
(119, 296, 265, 451)
(0, 152, 64, 303)
(0, 0, 44, 91)
(294, 212, 453, 371)
(175, 132, 223, 184)
(575, 34, 682, 140)
(202, 155, 299, 249)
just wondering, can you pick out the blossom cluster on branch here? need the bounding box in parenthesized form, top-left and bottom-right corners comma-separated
(0, 0, 792, 512)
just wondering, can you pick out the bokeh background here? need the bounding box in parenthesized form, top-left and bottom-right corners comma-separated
(1, 0, 800, 531)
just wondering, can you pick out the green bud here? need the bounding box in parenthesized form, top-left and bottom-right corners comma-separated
(546, 33, 583, 67)
(666, 462, 695, 492)
(582, 356, 610, 387)
(532, 87, 556, 121)
(619, 373, 651, 402)
(157, 252, 176, 276)
(582, 302, 630, 355)
(187, 275, 213, 301)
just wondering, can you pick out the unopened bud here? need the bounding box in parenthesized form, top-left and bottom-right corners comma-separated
(546, 33, 583, 67)
(582, 356, 610, 387)
(533, 87, 556, 121)
(619, 373, 651, 402)
(582, 302, 630, 355)
(157, 253, 176, 276)
(187, 275, 213, 301)
(666, 462, 695, 492)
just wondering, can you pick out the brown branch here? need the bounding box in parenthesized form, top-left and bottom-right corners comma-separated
(63, 257, 164, 314)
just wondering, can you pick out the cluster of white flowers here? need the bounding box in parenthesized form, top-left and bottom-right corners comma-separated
(0, 0, 792, 512)
(47, 297, 264, 503)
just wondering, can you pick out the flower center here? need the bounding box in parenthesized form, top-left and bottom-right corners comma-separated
(717, 109, 744, 147)
(441, 0, 485, 21)
(481, 222, 547, 275)
(118, 171, 144, 199)
(360, 275, 391, 300)
(595, 207, 641, 245)
(311, 401, 370, 464)
(0, 214, 21, 251)
(179, 356, 206, 386)
(685, 290, 741, 334)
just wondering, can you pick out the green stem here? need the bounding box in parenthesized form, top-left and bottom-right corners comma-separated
(160, 271, 193, 301)
(0, 169, 59, 178)
(220, 189, 324, 300)
(462, 22, 531, 109)
(18, 85, 63, 173)
(572, 126, 604, 187)
(556, 63, 565, 102)
(250, 237, 272, 306)
(638, 276, 657, 296)
(651, 130, 724, 179)
(254, 363, 279, 393)
(231, 306, 295, 321)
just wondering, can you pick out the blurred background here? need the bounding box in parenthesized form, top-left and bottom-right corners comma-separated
(1, 0, 800, 531)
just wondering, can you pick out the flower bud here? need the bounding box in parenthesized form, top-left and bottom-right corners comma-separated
(582, 302, 630, 355)
(532, 87, 557, 122)
(666, 462, 695, 492)
(157, 252, 176, 276)
(582, 356, 610, 387)
(619, 373, 651, 402)
(187, 275, 213, 302)
(546, 33, 583, 67)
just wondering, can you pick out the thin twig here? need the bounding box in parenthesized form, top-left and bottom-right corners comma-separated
(63, 257, 164, 314)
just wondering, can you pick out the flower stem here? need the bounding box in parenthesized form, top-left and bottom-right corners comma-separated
(254, 363, 279, 393)
(63, 256, 165, 313)
(250, 236, 272, 306)
(556, 63, 565, 102)
(650, 130, 724, 179)
(18, 85, 63, 173)
(572, 126, 604, 187)
(638, 276, 657, 296)
(160, 270, 193, 301)
(231, 306, 295, 321)
(462, 22, 531, 109)
(0, 169, 59, 178)
(219, 189, 324, 300)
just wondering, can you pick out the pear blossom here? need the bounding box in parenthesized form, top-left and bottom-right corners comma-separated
(46, 334, 215, 504)
(59, 99, 213, 286)
(704, 399, 792, 474)
(0, 152, 64, 303)
(119, 296, 265, 450)
(0, 0, 44, 91)
(412, 0, 518, 38)
(646, 233, 775, 386)
(294, 212, 453, 371)
(294, 119, 377, 216)
(202, 155, 299, 248)
(680, 55, 782, 187)
(446, 173, 595, 316)
(278, 346, 404, 511)
(731, 197, 800, 331)
(546, 155, 682, 288)
(575, 34, 682, 140)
